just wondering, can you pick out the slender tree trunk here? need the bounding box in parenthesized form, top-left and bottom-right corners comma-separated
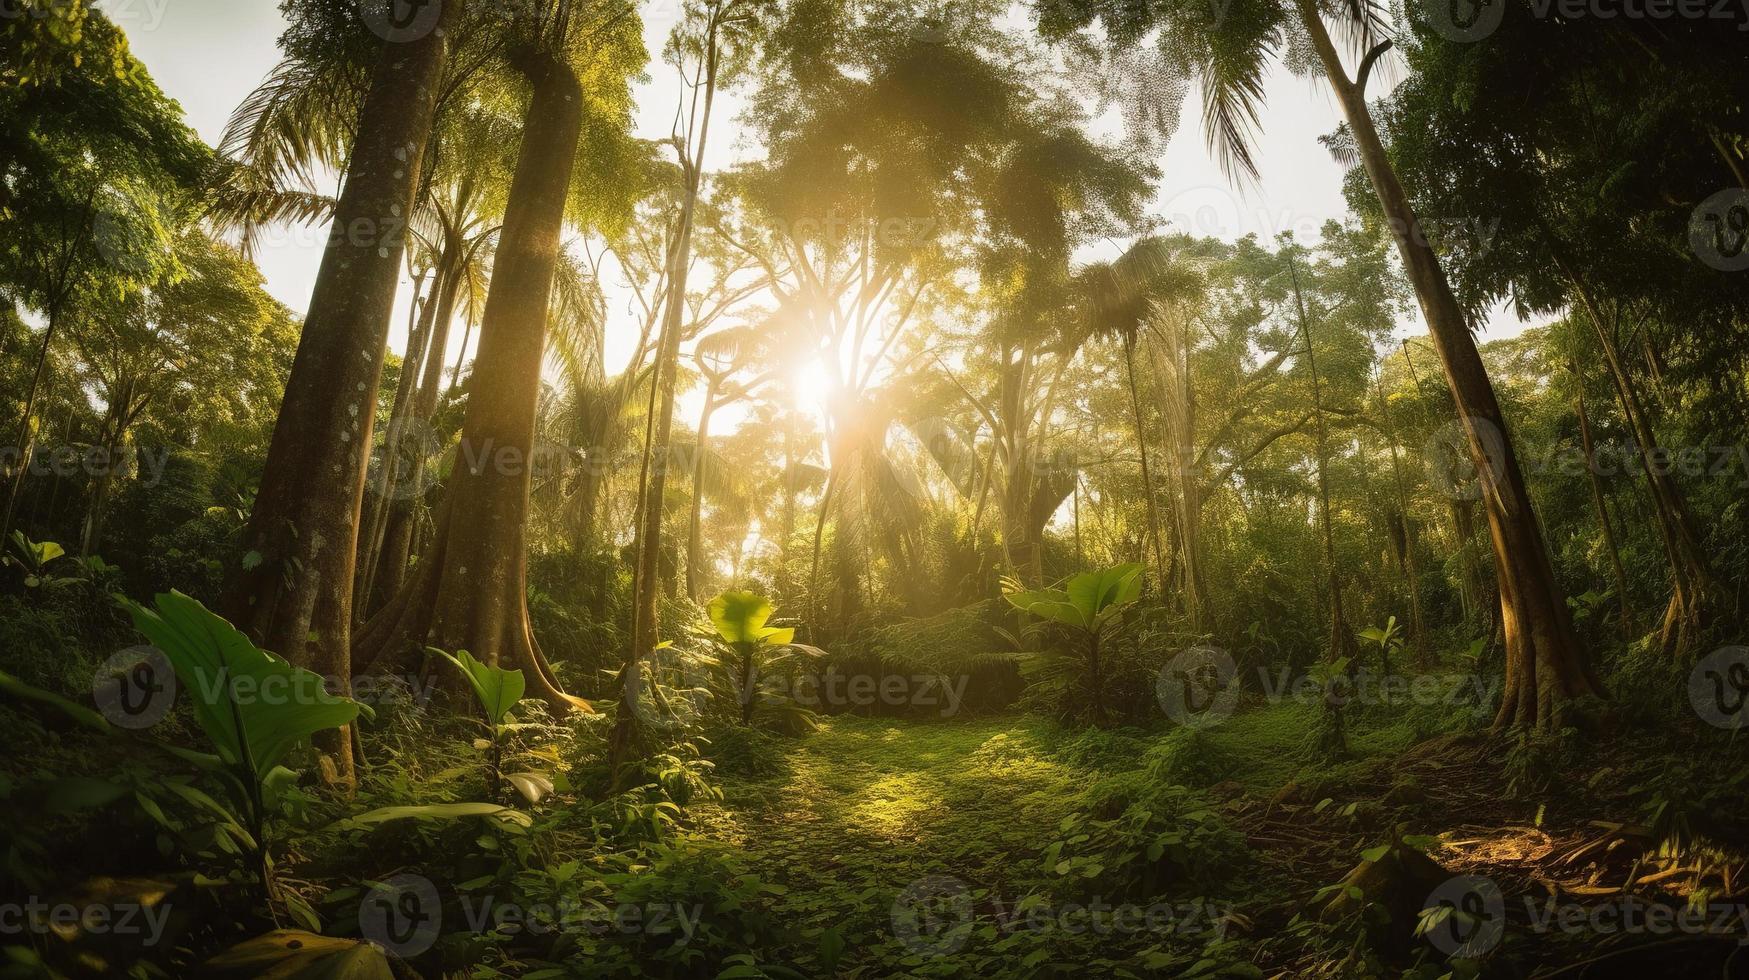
(449, 313, 475, 392)
(1122, 335, 1168, 591)
(685, 382, 720, 599)
(1561, 275, 1714, 657)
(1374, 371, 1428, 666)
(79, 381, 134, 557)
(1295, 3, 1598, 728)
(2, 306, 62, 543)
(355, 269, 440, 622)
(1289, 257, 1356, 666)
(1151, 311, 1208, 629)
(373, 248, 470, 609)
(608, 29, 722, 773)
(353, 51, 588, 716)
(1571, 361, 1634, 641)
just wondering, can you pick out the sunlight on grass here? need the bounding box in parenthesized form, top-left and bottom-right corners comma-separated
(849, 772, 942, 839)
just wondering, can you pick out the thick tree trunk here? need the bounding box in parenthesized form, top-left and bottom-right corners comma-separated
(353, 51, 588, 715)
(218, 6, 459, 787)
(1571, 363, 1634, 641)
(1294, 4, 1598, 728)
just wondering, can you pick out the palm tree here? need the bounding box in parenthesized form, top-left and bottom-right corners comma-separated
(1036, 1, 1599, 728)
(1072, 237, 1204, 594)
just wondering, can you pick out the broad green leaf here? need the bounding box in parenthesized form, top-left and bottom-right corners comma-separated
(323, 801, 535, 832)
(204, 929, 395, 979)
(428, 648, 525, 725)
(122, 591, 360, 774)
(708, 590, 777, 644)
(505, 771, 555, 805)
(1006, 563, 1144, 631)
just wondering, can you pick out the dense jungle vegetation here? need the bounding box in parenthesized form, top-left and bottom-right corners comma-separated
(2, 0, 1748, 976)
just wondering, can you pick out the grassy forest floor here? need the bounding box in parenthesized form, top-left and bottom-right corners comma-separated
(7, 615, 1749, 979)
(678, 705, 1749, 978)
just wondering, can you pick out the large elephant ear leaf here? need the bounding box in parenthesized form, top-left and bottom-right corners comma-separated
(756, 625, 796, 646)
(204, 929, 395, 979)
(122, 591, 360, 774)
(1066, 563, 1144, 623)
(1106, 562, 1145, 608)
(708, 590, 776, 644)
(429, 648, 524, 726)
(1003, 583, 1086, 629)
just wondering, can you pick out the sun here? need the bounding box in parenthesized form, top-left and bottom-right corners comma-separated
(791, 356, 831, 416)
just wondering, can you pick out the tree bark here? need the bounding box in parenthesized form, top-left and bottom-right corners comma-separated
(217, 5, 459, 787)
(1570, 360, 1634, 641)
(685, 380, 720, 599)
(1294, 5, 1599, 728)
(353, 50, 588, 716)
(1289, 256, 1356, 666)
(609, 23, 723, 773)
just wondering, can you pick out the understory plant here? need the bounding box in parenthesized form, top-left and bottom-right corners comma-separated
(429, 646, 556, 805)
(703, 589, 824, 727)
(1002, 562, 1145, 726)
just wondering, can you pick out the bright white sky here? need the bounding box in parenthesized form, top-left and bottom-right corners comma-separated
(113, 0, 1541, 384)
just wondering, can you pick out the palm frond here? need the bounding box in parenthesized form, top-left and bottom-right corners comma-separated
(219, 55, 364, 189)
(1198, 30, 1276, 186)
(546, 243, 606, 388)
(201, 158, 338, 257)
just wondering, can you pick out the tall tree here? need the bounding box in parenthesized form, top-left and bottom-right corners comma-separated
(219, 0, 463, 785)
(355, 1, 644, 711)
(611, 0, 763, 771)
(1037, 1, 1599, 727)
(0, 11, 203, 542)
